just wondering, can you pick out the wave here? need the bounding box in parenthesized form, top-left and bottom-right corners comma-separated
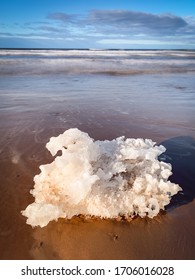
(1, 49, 195, 76)
(1, 49, 195, 58)
(22, 128, 181, 227)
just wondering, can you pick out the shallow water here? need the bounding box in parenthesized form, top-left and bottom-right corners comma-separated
(0, 49, 195, 259)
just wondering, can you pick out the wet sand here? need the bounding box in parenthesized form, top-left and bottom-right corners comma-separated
(0, 51, 195, 259)
(0, 108, 195, 260)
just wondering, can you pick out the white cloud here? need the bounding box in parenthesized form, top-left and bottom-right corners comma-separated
(1, 9, 195, 48)
(97, 38, 189, 45)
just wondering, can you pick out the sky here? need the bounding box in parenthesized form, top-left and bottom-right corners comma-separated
(0, 0, 195, 49)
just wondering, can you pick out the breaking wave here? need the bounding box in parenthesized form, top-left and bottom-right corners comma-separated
(22, 128, 181, 227)
(1, 49, 195, 76)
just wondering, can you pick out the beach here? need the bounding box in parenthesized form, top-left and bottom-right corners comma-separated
(0, 49, 195, 259)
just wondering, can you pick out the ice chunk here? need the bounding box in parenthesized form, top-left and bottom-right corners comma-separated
(22, 128, 181, 227)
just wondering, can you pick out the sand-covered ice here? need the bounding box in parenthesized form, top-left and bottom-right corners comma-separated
(22, 128, 181, 227)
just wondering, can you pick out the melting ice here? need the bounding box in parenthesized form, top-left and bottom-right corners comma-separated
(22, 128, 181, 227)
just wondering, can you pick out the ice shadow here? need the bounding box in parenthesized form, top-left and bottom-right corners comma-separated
(158, 136, 195, 209)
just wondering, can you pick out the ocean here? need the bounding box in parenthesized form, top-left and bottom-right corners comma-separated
(0, 49, 195, 259)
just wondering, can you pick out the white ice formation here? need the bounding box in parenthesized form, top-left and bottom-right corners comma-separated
(22, 128, 181, 227)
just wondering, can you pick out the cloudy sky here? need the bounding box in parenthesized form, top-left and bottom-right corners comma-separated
(1, 0, 195, 49)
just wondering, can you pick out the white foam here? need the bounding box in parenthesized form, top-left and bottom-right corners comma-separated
(1, 49, 195, 58)
(22, 128, 181, 227)
(1, 49, 195, 76)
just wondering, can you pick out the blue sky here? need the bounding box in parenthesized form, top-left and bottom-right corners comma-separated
(0, 0, 195, 49)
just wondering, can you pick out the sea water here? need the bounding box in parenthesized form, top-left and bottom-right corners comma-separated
(0, 49, 194, 144)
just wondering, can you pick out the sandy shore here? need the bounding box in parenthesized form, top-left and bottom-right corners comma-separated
(0, 53, 195, 259)
(0, 113, 195, 260)
(30, 201, 195, 260)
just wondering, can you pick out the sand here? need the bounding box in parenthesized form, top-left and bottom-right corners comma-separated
(0, 50, 195, 259)
(0, 111, 195, 260)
